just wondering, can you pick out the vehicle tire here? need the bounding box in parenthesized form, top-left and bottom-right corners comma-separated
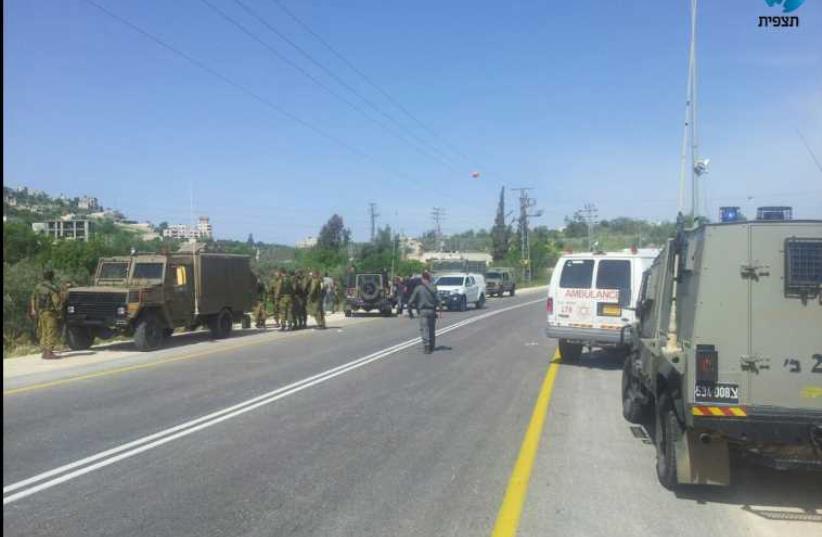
(65, 325, 94, 351)
(134, 313, 164, 351)
(344, 309, 352, 317)
(459, 296, 467, 312)
(241, 315, 251, 329)
(209, 309, 233, 339)
(162, 328, 174, 339)
(655, 394, 680, 490)
(510, 286, 516, 297)
(476, 294, 485, 309)
(558, 339, 582, 361)
(622, 356, 649, 424)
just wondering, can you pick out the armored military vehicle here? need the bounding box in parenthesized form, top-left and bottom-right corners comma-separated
(485, 267, 516, 297)
(343, 272, 395, 316)
(621, 212, 821, 488)
(64, 245, 257, 351)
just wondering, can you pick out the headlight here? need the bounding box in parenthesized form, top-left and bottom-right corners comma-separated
(116, 306, 126, 316)
(67, 305, 75, 314)
(454, 289, 464, 295)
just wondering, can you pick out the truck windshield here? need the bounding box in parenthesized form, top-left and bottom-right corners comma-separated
(99, 262, 129, 279)
(132, 263, 164, 280)
(596, 260, 631, 306)
(559, 260, 594, 288)
(436, 276, 465, 286)
(486, 272, 502, 279)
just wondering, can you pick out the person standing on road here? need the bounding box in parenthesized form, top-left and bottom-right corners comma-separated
(394, 276, 406, 315)
(279, 271, 295, 331)
(333, 277, 344, 314)
(29, 269, 63, 360)
(270, 270, 283, 328)
(254, 281, 268, 329)
(294, 270, 308, 329)
(322, 272, 335, 313)
(307, 271, 326, 329)
(404, 276, 420, 319)
(407, 271, 439, 354)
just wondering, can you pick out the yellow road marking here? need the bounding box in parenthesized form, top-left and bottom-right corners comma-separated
(491, 349, 562, 537)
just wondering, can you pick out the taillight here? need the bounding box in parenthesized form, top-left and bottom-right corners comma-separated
(696, 345, 718, 383)
(546, 297, 554, 314)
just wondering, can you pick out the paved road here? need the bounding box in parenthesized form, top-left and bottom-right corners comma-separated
(4, 292, 820, 536)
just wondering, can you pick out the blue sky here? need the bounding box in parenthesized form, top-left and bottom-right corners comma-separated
(4, 0, 821, 244)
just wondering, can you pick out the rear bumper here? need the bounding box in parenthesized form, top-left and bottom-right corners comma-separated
(692, 407, 822, 447)
(544, 324, 624, 345)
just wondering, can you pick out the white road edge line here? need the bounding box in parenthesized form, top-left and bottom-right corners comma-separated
(3, 297, 544, 505)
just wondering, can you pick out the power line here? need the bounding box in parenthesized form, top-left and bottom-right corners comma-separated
(511, 188, 541, 282)
(580, 203, 599, 251)
(197, 0, 455, 170)
(82, 0, 418, 185)
(431, 207, 446, 251)
(796, 128, 822, 175)
(268, 0, 473, 165)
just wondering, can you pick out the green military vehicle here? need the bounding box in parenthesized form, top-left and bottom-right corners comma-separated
(343, 272, 395, 316)
(485, 267, 516, 297)
(621, 212, 821, 488)
(64, 245, 257, 351)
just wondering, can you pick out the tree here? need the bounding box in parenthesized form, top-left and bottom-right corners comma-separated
(317, 214, 350, 251)
(491, 187, 511, 261)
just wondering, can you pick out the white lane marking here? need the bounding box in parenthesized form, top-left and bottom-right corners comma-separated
(4, 298, 543, 505)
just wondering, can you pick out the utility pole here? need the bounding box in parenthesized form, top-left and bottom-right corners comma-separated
(580, 203, 599, 251)
(368, 202, 380, 242)
(511, 188, 542, 282)
(431, 207, 445, 251)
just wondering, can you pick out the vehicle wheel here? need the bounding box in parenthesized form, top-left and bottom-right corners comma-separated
(655, 394, 680, 490)
(344, 309, 352, 317)
(241, 315, 251, 329)
(209, 309, 233, 339)
(459, 296, 467, 312)
(163, 328, 174, 339)
(510, 286, 516, 296)
(558, 339, 582, 361)
(134, 314, 163, 351)
(476, 294, 485, 309)
(65, 326, 94, 351)
(622, 356, 649, 424)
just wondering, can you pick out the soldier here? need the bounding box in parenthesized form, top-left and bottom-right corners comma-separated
(270, 270, 283, 328)
(254, 281, 267, 329)
(279, 270, 295, 331)
(29, 269, 63, 360)
(307, 271, 326, 329)
(333, 277, 345, 314)
(322, 272, 335, 313)
(294, 270, 308, 329)
(407, 271, 439, 354)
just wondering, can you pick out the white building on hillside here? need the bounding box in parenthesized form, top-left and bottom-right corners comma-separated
(162, 217, 213, 240)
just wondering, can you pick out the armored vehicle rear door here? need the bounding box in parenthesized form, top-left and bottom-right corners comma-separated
(166, 261, 194, 326)
(747, 223, 822, 409)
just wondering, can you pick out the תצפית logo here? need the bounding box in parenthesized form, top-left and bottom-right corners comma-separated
(764, 0, 805, 13)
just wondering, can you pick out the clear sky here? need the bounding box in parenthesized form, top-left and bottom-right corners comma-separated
(4, 0, 821, 244)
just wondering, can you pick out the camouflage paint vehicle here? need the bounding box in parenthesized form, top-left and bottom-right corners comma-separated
(621, 213, 822, 488)
(64, 246, 256, 351)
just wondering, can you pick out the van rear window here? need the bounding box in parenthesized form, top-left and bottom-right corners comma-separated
(596, 260, 631, 307)
(559, 260, 594, 288)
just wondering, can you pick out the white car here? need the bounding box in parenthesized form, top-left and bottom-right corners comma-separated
(545, 248, 659, 360)
(434, 273, 486, 311)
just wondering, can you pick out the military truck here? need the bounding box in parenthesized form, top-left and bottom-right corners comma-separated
(485, 267, 516, 297)
(343, 272, 395, 316)
(621, 213, 822, 488)
(64, 245, 257, 351)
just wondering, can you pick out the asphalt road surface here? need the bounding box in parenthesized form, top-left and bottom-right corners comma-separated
(4, 293, 820, 536)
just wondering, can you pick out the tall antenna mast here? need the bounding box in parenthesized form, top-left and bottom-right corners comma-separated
(679, 0, 707, 219)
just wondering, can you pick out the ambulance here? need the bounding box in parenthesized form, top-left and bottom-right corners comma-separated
(545, 248, 659, 360)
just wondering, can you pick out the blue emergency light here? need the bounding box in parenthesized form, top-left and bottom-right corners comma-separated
(719, 206, 741, 223)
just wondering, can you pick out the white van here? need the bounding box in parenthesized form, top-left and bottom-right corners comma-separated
(545, 248, 659, 360)
(434, 273, 487, 311)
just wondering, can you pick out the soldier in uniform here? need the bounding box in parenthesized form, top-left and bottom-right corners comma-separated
(270, 270, 283, 328)
(279, 271, 295, 331)
(307, 271, 326, 329)
(294, 270, 308, 329)
(333, 277, 344, 314)
(254, 281, 267, 329)
(30, 269, 63, 360)
(407, 271, 439, 354)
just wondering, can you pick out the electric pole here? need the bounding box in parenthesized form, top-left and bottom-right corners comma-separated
(368, 202, 380, 242)
(431, 207, 445, 251)
(580, 203, 599, 251)
(511, 188, 542, 282)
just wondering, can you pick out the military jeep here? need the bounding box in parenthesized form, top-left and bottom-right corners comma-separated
(343, 273, 396, 316)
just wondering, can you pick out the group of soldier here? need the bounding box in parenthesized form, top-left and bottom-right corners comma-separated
(254, 269, 341, 331)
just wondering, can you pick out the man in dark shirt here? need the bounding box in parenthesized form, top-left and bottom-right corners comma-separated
(407, 271, 439, 354)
